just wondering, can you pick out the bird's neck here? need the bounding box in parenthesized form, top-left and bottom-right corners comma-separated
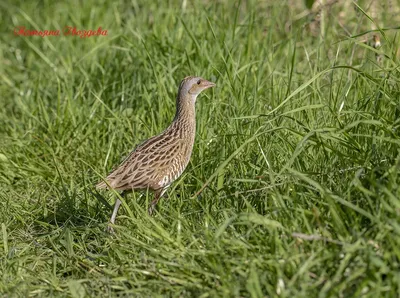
(173, 94, 197, 137)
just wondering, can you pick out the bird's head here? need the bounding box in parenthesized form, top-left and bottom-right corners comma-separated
(178, 76, 216, 98)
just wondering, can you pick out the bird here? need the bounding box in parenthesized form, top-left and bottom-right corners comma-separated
(96, 76, 215, 231)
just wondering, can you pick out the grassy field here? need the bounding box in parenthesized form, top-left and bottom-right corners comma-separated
(1, 0, 400, 296)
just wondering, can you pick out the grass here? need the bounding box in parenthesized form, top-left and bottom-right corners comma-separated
(1, 0, 400, 296)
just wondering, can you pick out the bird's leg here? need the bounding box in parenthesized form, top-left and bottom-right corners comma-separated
(107, 191, 125, 233)
(148, 188, 165, 215)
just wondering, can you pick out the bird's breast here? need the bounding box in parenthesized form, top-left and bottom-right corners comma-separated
(156, 135, 195, 189)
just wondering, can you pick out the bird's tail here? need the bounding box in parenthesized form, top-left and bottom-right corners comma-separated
(95, 180, 109, 189)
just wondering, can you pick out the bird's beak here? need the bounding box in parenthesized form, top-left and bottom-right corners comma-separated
(202, 80, 216, 89)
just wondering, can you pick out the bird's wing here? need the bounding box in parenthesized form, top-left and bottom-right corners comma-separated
(96, 132, 188, 191)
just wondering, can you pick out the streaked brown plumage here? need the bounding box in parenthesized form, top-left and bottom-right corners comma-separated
(96, 76, 215, 230)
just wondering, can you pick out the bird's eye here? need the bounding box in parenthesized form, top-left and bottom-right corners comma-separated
(197, 80, 201, 85)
